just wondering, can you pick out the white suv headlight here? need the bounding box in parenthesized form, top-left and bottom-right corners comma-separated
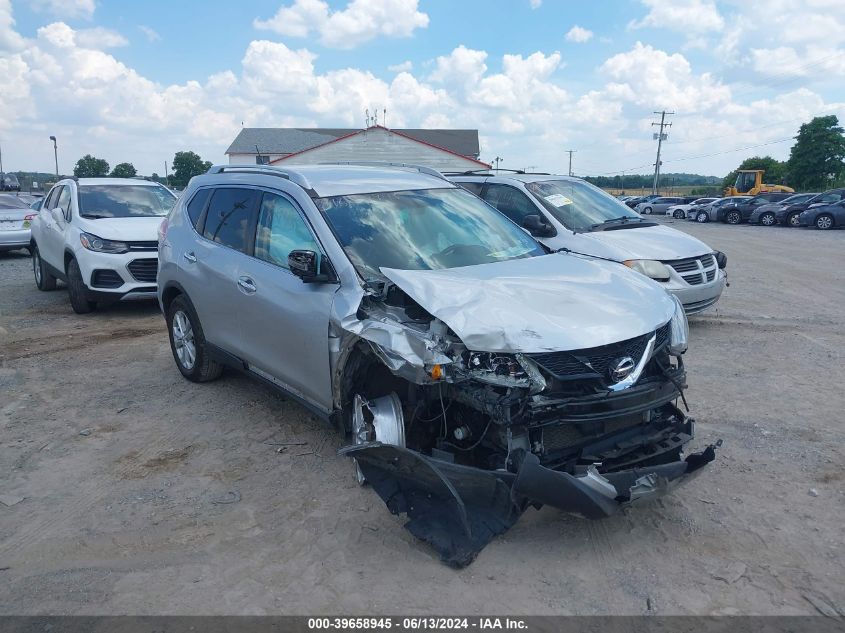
(80, 232, 129, 254)
(668, 294, 688, 355)
(624, 259, 671, 282)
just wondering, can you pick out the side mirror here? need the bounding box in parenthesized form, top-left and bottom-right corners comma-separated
(288, 250, 333, 283)
(51, 207, 65, 224)
(522, 214, 555, 237)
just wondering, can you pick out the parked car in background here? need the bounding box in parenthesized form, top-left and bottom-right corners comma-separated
(625, 194, 659, 208)
(689, 196, 752, 223)
(158, 163, 717, 567)
(0, 193, 36, 253)
(635, 196, 686, 215)
(449, 172, 727, 314)
(29, 177, 177, 313)
(776, 189, 845, 227)
(666, 197, 718, 219)
(719, 192, 794, 224)
(748, 193, 818, 226)
(798, 199, 845, 230)
(0, 173, 21, 191)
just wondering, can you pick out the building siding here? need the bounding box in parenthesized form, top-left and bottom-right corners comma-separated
(273, 128, 485, 172)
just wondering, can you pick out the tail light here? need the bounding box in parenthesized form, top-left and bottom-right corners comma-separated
(24, 214, 35, 221)
(157, 217, 169, 245)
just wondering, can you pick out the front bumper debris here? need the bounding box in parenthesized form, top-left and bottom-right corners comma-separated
(340, 439, 720, 567)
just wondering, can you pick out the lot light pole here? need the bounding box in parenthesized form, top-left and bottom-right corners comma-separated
(49, 136, 58, 177)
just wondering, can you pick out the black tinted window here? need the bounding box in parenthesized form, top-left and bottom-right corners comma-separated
(483, 184, 537, 224)
(186, 188, 211, 228)
(203, 188, 259, 253)
(457, 182, 484, 196)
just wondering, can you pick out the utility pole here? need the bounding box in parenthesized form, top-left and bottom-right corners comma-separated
(0, 139, 4, 174)
(566, 149, 576, 176)
(164, 161, 169, 182)
(49, 136, 58, 177)
(651, 110, 673, 194)
(493, 156, 503, 172)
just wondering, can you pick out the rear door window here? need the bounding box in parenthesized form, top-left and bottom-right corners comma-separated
(457, 182, 484, 196)
(202, 187, 260, 254)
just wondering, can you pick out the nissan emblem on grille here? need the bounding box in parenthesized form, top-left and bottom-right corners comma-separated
(609, 356, 636, 382)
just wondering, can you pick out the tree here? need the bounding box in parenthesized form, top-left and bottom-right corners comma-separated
(786, 115, 845, 190)
(73, 155, 110, 178)
(722, 156, 787, 189)
(170, 151, 212, 189)
(110, 162, 137, 178)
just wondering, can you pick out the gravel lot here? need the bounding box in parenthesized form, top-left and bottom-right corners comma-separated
(1, 219, 843, 616)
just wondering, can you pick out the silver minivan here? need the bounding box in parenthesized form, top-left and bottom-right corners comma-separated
(157, 164, 718, 566)
(450, 173, 727, 314)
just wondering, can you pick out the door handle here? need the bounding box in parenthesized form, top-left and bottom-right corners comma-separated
(237, 276, 256, 294)
(183, 251, 197, 263)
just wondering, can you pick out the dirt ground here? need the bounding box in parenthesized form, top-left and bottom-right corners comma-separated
(0, 219, 843, 616)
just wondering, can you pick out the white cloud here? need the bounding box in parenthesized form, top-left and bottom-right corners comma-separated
(31, 0, 96, 20)
(388, 60, 412, 72)
(76, 26, 128, 49)
(565, 25, 593, 43)
(138, 25, 160, 42)
(529, 0, 542, 8)
(254, 0, 429, 49)
(0, 0, 25, 51)
(629, 0, 724, 34)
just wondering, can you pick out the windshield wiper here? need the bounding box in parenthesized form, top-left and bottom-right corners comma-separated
(589, 216, 641, 230)
(79, 213, 111, 219)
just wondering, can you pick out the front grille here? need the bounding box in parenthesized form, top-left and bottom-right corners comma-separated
(529, 324, 669, 381)
(90, 269, 123, 288)
(542, 415, 644, 452)
(127, 258, 158, 283)
(666, 253, 716, 286)
(126, 240, 158, 252)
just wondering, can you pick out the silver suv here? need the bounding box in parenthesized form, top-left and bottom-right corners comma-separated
(158, 164, 719, 566)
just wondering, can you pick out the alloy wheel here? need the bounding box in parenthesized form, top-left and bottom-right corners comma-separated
(33, 250, 42, 285)
(761, 213, 775, 226)
(816, 215, 833, 230)
(172, 310, 196, 370)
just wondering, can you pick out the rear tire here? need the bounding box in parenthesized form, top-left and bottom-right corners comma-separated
(32, 245, 57, 291)
(673, 210, 684, 219)
(67, 259, 96, 314)
(166, 295, 223, 382)
(643, 206, 653, 214)
(760, 212, 776, 226)
(725, 210, 741, 225)
(815, 214, 834, 230)
(786, 212, 802, 227)
(696, 211, 709, 223)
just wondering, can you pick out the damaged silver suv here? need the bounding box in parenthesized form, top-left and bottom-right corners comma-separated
(158, 164, 719, 567)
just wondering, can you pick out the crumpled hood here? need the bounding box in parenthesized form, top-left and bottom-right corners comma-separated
(381, 254, 675, 353)
(77, 216, 163, 241)
(577, 224, 713, 261)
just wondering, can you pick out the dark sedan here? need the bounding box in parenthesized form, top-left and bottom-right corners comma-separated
(720, 192, 794, 224)
(776, 189, 845, 227)
(799, 200, 845, 230)
(748, 192, 818, 226)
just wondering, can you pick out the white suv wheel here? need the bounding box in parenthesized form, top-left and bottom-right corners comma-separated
(172, 310, 196, 370)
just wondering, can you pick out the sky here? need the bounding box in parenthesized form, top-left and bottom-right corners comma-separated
(2, 0, 845, 179)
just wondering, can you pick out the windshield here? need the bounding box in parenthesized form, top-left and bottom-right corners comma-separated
(316, 187, 545, 279)
(782, 193, 814, 204)
(78, 184, 176, 218)
(524, 179, 640, 231)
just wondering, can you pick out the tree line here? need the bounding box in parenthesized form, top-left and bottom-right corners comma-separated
(72, 151, 213, 189)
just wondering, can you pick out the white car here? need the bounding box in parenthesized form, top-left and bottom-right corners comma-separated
(665, 197, 718, 219)
(30, 178, 176, 313)
(449, 173, 727, 314)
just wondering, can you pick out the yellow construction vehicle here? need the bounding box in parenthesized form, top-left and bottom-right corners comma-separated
(724, 170, 794, 196)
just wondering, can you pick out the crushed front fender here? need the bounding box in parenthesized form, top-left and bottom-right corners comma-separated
(340, 440, 721, 567)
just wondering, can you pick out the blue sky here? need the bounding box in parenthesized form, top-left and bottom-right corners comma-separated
(2, 0, 844, 177)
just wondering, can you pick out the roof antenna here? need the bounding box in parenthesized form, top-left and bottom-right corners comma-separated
(383, 108, 387, 129)
(365, 108, 370, 129)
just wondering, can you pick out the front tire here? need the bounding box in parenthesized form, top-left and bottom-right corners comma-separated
(725, 210, 741, 225)
(696, 211, 709, 223)
(643, 206, 653, 214)
(786, 212, 802, 227)
(166, 295, 223, 382)
(32, 245, 57, 291)
(815, 214, 834, 230)
(66, 259, 96, 314)
(760, 212, 776, 226)
(673, 210, 684, 219)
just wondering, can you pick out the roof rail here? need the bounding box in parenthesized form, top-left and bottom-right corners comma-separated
(319, 161, 449, 182)
(442, 168, 552, 176)
(206, 164, 314, 192)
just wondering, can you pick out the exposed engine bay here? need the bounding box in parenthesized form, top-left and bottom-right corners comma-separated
(337, 279, 720, 567)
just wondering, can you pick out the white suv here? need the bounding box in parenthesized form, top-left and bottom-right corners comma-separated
(30, 177, 176, 313)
